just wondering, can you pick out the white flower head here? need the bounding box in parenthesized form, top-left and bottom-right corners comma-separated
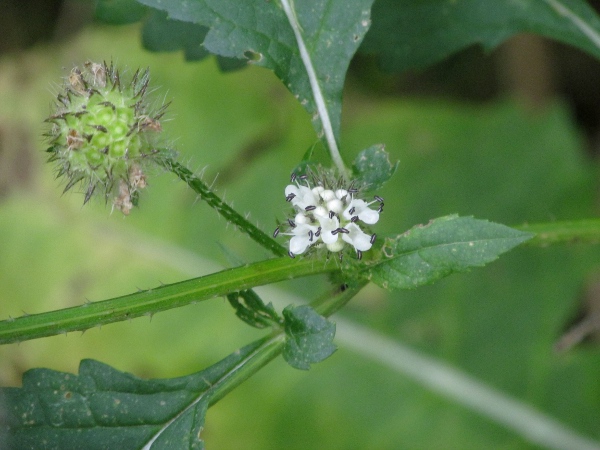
(275, 169, 383, 260)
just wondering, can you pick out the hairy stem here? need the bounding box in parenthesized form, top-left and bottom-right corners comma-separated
(0, 257, 337, 345)
(156, 154, 287, 257)
(516, 218, 600, 246)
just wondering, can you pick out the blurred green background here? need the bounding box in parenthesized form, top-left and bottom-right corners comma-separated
(1, 3, 600, 449)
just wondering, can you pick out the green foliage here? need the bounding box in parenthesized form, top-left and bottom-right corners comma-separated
(2, 0, 600, 448)
(142, 9, 209, 60)
(283, 305, 337, 370)
(1, 342, 246, 449)
(366, 215, 533, 290)
(352, 144, 398, 191)
(361, 0, 600, 71)
(123, 0, 374, 148)
(227, 290, 282, 329)
(0, 336, 289, 449)
(0, 257, 336, 344)
(94, 0, 147, 25)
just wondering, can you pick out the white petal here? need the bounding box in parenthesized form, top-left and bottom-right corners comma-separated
(314, 206, 328, 218)
(343, 199, 379, 224)
(321, 189, 335, 202)
(285, 184, 300, 197)
(342, 223, 373, 251)
(335, 189, 348, 199)
(285, 184, 318, 209)
(317, 215, 339, 244)
(358, 207, 379, 225)
(327, 199, 343, 214)
(288, 223, 319, 254)
(342, 199, 362, 220)
(295, 213, 309, 224)
(289, 234, 311, 254)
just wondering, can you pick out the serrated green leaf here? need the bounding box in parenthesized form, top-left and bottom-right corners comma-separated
(361, 0, 600, 72)
(227, 289, 282, 329)
(95, 0, 148, 25)
(282, 305, 336, 370)
(0, 338, 273, 450)
(136, 0, 374, 147)
(366, 215, 533, 290)
(352, 143, 398, 191)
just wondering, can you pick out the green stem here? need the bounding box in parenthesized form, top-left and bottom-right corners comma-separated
(207, 334, 286, 406)
(156, 154, 287, 257)
(278, 0, 348, 177)
(0, 257, 337, 345)
(516, 218, 600, 246)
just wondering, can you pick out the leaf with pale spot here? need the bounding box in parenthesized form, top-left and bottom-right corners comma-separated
(366, 215, 533, 290)
(352, 144, 398, 191)
(283, 305, 336, 370)
(135, 0, 375, 146)
(0, 338, 272, 450)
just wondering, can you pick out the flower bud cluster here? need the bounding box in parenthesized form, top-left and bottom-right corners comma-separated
(44, 61, 169, 214)
(275, 170, 383, 260)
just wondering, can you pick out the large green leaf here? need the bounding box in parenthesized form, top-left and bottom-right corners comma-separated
(135, 0, 374, 147)
(366, 215, 533, 290)
(361, 0, 600, 71)
(0, 338, 275, 450)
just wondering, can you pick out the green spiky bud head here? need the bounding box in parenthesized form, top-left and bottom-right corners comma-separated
(44, 61, 171, 214)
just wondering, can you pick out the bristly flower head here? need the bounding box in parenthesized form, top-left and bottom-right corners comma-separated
(274, 167, 383, 260)
(44, 61, 171, 214)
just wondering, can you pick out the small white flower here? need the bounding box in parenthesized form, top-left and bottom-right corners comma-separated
(316, 214, 339, 245)
(288, 223, 318, 255)
(341, 223, 373, 251)
(343, 199, 379, 224)
(285, 184, 317, 210)
(277, 171, 383, 259)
